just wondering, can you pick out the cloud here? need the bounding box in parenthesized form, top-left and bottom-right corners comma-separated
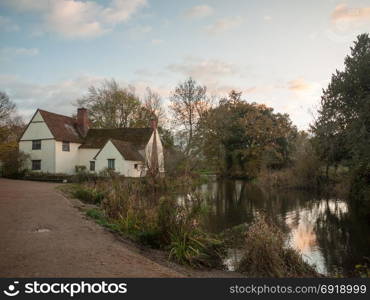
(287, 78, 315, 92)
(2, 0, 147, 39)
(0, 74, 172, 120)
(128, 24, 152, 38)
(167, 57, 238, 80)
(263, 15, 272, 21)
(151, 39, 163, 45)
(331, 3, 370, 25)
(0, 74, 105, 118)
(0, 47, 39, 60)
(205, 16, 243, 34)
(167, 57, 248, 97)
(0, 16, 20, 32)
(326, 3, 370, 43)
(185, 5, 213, 18)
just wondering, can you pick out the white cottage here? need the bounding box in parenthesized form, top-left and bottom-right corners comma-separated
(18, 108, 164, 176)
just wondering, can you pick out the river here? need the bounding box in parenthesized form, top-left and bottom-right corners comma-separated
(193, 179, 370, 275)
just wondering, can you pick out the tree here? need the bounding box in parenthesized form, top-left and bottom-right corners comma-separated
(77, 79, 142, 128)
(0, 91, 15, 123)
(0, 92, 26, 177)
(170, 78, 210, 154)
(311, 33, 370, 213)
(134, 87, 165, 128)
(198, 91, 297, 178)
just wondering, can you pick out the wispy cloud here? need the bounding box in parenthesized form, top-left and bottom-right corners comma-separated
(0, 47, 39, 59)
(0, 74, 104, 117)
(0, 16, 20, 32)
(1, 74, 171, 118)
(151, 39, 163, 45)
(287, 78, 314, 92)
(331, 3, 370, 25)
(2, 0, 147, 39)
(167, 57, 238, 80)
(185, 5, 213, 18)
(205, 16, 243, 34)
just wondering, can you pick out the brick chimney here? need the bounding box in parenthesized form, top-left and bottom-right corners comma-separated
(77, 108, 89, 137)
(150, 117, 158, 130)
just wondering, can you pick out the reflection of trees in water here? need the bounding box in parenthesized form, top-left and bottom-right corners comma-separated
(202, 179, 370, 275)
(204, 179, 313, 233)
(313, 199, 370, 276)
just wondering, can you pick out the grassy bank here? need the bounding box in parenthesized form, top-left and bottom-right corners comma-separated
(60, 175, 225, 269)
(59, 175, 323, 277)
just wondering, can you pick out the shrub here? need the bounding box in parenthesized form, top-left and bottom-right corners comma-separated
(86, 208, 120, 231)
(0, 146, 29, 178)
(72, 186, 105, 204)
(237, 214, 319, 277)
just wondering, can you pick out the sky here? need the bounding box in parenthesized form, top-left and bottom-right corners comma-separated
(0, 0, 370, 129)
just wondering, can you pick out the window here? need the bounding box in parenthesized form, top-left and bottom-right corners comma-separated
(108, 159, 115, 170)
(62, 141, 70, 152)
(32, 160, 41, 170)
(90, 161, 95, 172)
(134, 164, 138, 169)
(32, 140, 41, 150)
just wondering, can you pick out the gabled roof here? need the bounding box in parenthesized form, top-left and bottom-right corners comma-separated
(38, 109, 83, 143)
(94, 139, 144, 162)
(22, 109, 153, 148)
(80, 128, 153, 149)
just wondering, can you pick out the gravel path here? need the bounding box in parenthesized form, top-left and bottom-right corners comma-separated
(0, 178, 182, 277)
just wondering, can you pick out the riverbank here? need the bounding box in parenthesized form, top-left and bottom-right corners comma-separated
(59, 175, 325, 278)
(61, 186, 243, 278)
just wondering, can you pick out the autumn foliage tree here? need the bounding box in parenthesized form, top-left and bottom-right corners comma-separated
(198, 91, 297, 178)
(0, 91, 27, 177)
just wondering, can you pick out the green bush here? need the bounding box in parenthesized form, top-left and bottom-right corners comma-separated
(0, 148, 29, 178)
(72, 186, 105, 204)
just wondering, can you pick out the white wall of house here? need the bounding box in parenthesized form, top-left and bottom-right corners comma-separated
(19, 139, 56, 173)
(145, 129, 165, 173)
(55, 141, 81, 174)
(95, 140, 142, 177)
(78, 148, 100, 172)
(19, 111, 56, 173)
(21, 111, 54, 140)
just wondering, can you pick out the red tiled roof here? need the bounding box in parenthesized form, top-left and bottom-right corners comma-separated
(79, 128, 153, 149)
(32, 110, 153, 157)
(38, 109, 83, 143)
(94, 139, 144, 161)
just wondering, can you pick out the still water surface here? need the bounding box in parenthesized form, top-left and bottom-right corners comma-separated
(193, 179, 370, 275)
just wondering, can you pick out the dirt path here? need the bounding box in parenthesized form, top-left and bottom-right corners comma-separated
(0, 178, 182, 277)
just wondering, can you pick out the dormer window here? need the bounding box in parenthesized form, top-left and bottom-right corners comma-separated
(62, 141, 70, 152)
(32, 140, 41, 150)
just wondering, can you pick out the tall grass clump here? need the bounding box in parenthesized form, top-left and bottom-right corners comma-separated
(88, 175, 225, 268)
(237, 214, 319, 277)
(69, 184, 106, 204)
(157, 194, 225, 268)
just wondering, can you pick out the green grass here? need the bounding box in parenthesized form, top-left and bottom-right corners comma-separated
(86, 208, 121, 232)
(58, 184, 105, 204)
